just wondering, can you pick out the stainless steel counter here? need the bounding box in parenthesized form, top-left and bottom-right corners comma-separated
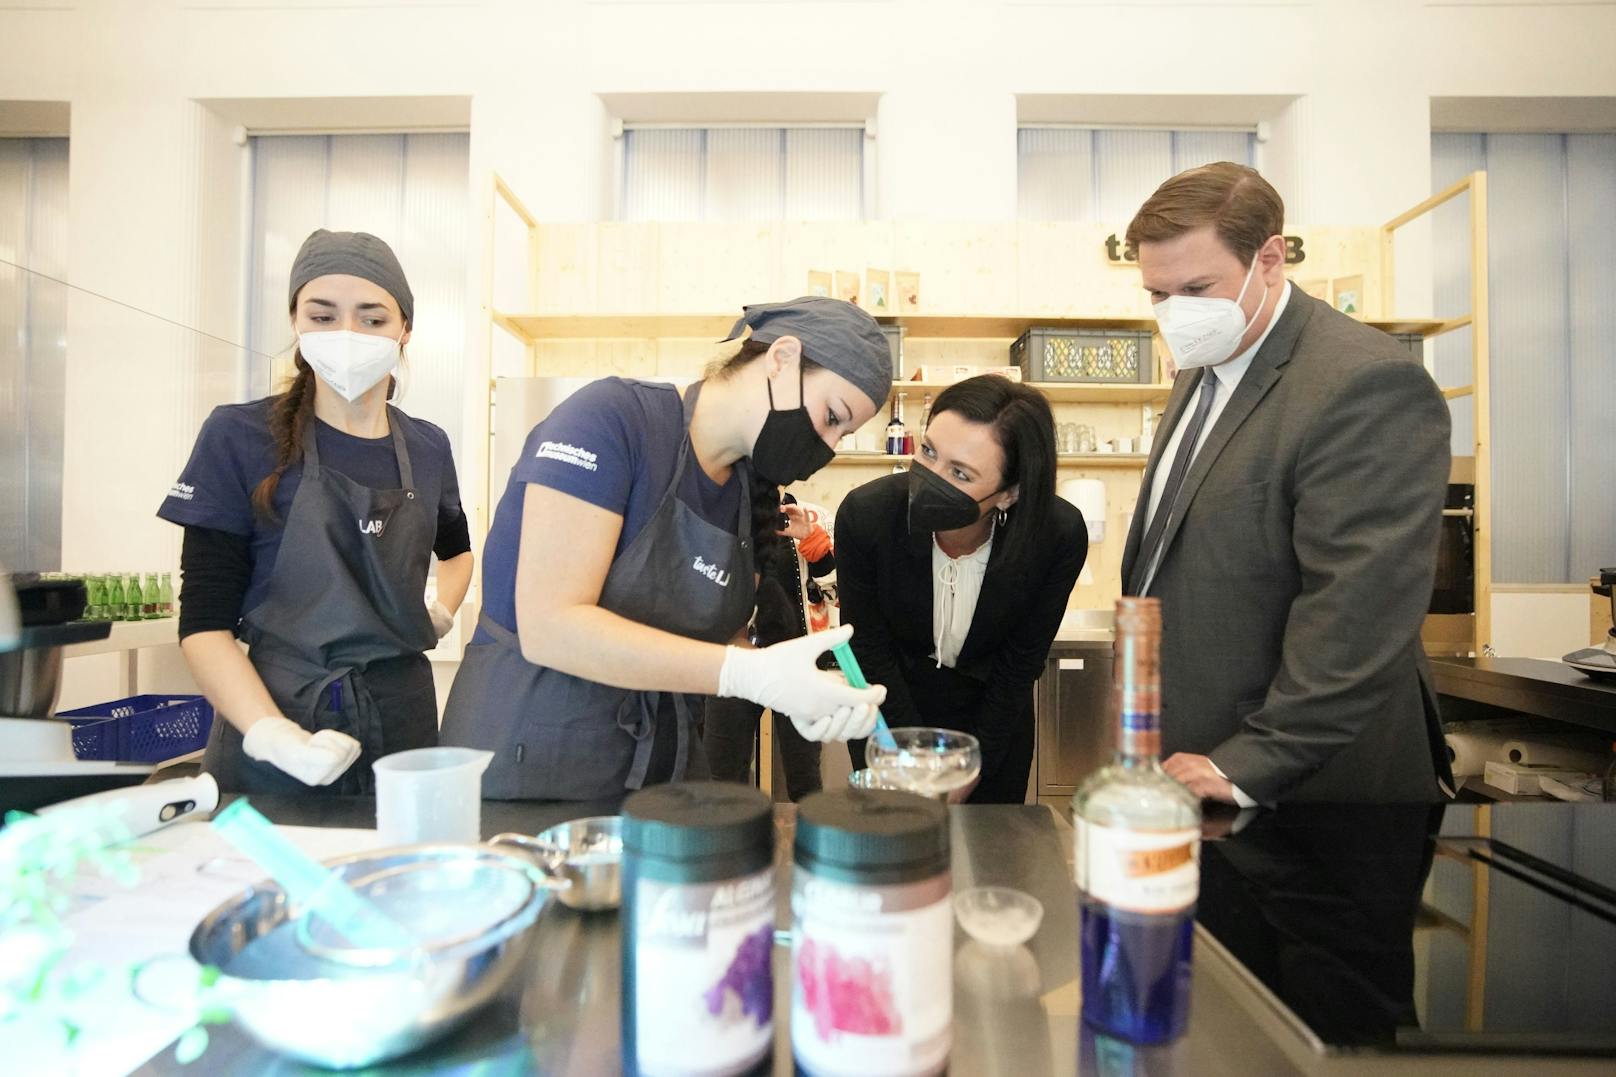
(132, 798, 1610, 1076)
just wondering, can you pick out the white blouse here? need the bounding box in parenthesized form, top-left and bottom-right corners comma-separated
(931, 525, 994, 669)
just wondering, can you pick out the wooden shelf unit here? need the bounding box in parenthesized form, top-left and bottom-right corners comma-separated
(494, 309, 1452, 347)
(830, 452, 1150, 468)
(1381, 171, 1492, 655)
(892, 381, 1171, 404)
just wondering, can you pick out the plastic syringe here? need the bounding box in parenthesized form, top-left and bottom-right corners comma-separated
(830, 640, 897, 751)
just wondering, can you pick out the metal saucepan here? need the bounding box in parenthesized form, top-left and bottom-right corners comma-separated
(491, 814, 622, 912)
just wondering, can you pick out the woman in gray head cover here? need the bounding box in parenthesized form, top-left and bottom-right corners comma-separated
(157, 229, 474, 793)
(440, 296, 892, 800)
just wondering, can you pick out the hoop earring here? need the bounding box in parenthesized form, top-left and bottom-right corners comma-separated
(995, 505, 1009, 527)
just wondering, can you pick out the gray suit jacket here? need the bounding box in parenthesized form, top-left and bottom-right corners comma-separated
(1120, 291, 1454, 803)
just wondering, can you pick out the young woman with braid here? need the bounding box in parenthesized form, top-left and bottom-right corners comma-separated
(157, 230, 472, 793)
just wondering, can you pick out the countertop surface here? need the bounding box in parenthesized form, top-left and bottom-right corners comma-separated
(131, 795, 1616, 1076)
(1432, 655, 1616, 735)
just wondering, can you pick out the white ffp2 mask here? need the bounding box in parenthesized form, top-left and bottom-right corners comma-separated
(298, 329, 402, 403)
(1152, 256, 1267, 370)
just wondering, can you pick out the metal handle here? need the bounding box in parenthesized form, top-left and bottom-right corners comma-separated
(488, 832, 573, 891)
(1442, 508, 1474, 518)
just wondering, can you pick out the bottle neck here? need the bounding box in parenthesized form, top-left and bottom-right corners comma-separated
(1111, 620, 1162, 767)
(1114, 715, 1162, 768)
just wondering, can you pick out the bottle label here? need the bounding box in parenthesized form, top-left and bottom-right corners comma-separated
(1074, 818, 1199, 915)
(632, 866, 774, 1077)
(1118, 708, 1160, 758)
(791, 871, 952, 1077)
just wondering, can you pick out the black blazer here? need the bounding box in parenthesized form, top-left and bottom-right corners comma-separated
(835, 472, 1087, 786)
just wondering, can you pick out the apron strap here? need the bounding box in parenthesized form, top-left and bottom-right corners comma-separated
(671, 692, 693, 782)
(301, 413, 321, 469)
(386, 404, 416, 492)
(622, 693, 659, 790)
(620, 692, 697, 791)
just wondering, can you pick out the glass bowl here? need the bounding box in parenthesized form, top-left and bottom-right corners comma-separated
(866, 727, 981, 801)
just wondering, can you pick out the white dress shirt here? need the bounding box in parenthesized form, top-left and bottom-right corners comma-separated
(1139, 281, 1292, 808)
(932, 525, 994, 669)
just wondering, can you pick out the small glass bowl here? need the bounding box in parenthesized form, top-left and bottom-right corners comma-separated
(865, 727, 981, 802)
(953, 886, 1044, 948)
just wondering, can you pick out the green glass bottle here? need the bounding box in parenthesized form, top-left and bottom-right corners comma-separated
(83, 574, 104, 621)
(126, 574, 144, 621)
(107, 573, 126, 621)
(142, 573, 160, 619)
(160, 572, 175, 617)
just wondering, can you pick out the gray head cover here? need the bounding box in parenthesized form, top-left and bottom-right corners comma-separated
(723, 296, 892, 411)
(287, 229, 415, 326)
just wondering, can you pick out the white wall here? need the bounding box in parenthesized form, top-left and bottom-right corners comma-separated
(1491, 588, 1601, 662)
(2, 0, 1613, 651)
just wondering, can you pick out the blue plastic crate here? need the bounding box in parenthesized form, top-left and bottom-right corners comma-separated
(60, 694, 214, 763)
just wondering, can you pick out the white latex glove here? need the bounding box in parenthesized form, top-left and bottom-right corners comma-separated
(718, 624, 885, 729)
(242, 715, 361, 787)
(428, 599, 455, 639)
(789, 700, 878, 743)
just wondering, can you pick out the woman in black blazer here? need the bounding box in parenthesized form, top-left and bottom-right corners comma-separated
(836, 375, 1087, 803)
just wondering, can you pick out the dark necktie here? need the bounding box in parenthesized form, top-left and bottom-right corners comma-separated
(1132, 372, 1219, 594)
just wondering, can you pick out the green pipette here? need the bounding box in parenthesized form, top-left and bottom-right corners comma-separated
(212, 799, 416, 953)
(830, 640, 897, 750)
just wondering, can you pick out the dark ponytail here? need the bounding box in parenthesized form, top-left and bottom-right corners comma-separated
(251, 350, 317, 522)
(707, 338, 821, 645)
(928, 375, 1057, 568)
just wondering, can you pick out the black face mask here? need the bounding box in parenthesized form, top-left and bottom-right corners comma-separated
(750, 362, 835, 485)
(907, 462, 996, 534)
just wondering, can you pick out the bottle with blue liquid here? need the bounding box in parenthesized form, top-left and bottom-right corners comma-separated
(1073, 596, 1200, 1044)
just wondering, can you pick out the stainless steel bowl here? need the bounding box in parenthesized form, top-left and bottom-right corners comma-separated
(0, 644, 63, 717)
(188, 844, 561, 1069)
(491, 815, 622, 912)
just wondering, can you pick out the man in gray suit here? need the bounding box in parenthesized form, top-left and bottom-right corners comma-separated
(1120, 163, 1454, 805)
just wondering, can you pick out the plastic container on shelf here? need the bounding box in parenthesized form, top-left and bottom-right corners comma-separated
(1011, 327, 1153, 384)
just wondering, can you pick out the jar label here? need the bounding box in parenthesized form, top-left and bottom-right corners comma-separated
(633, 865, 774, 1076)
(791, 872, 952, 1076)
(1074, 818, 1199, 914)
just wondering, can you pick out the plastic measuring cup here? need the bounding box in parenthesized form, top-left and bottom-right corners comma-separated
(373, 746, 493, 845)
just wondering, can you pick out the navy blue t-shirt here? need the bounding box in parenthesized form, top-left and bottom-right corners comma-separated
(477, 378, 742, 638)
(156, 399, 465, 619)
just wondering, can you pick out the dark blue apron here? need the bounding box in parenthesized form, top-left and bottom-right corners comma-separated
(202, 407, 440, 794)
(441, 383, 756, 800)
